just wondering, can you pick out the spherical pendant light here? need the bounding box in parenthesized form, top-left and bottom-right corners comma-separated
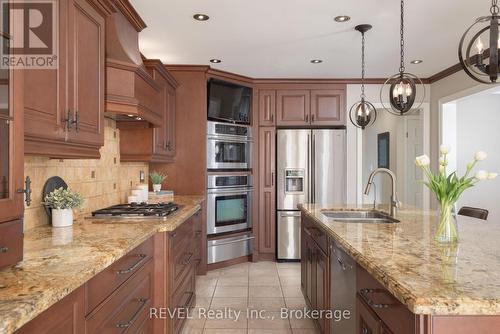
(380, 0, 425, 116)
(459, 0, 500, 84)
(349, 24, 377, 130)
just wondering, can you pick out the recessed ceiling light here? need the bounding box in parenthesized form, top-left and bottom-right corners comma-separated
(334, 15, 351, 23)
(310, 59, 323, 64)
(210, 59, 222, 63)
(193, 14, 209, 21)
(411, 59, 423, 64)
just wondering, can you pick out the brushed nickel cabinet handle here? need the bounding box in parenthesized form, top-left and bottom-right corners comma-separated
(271, 172, 275, 186)
(116, 254, 147, 275)
(0, 246, 8, 253)
(270, 113, 274, 122)
(115, 298, 149, 328)
(359, 288, 391, 309)
(182, 252, 194, 265)
(171, 232, 177, 238)
(311, 114, 315, 122)
(75, 110, 80, 132)
(305, 114, 309, 122)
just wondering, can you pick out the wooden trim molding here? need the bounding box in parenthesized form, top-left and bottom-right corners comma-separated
(428, 63, 464, 84)
(109, 0, 146, 31)
(143, 59, 179, 88)
(165, 65, 211, 73)
(162, 64, 439, 84)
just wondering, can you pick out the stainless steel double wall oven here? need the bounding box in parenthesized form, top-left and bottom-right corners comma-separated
(206, 121, 254, 264)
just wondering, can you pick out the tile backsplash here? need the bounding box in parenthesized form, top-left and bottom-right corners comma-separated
(23, 118, 149, 230)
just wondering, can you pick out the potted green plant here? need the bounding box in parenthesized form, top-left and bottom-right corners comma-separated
(150, 171, 167, 193)
(415, 146, 497, 244)
(43, 187, 84, 228)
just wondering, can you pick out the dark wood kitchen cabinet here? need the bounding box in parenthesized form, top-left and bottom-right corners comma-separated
(16, 287, 85, 334)
(258, 90, 276, 126)
(357, 293, 382, 334)
(119, 59, 178, 163)
(153, 211, 201, 334)
(24, 0, 109, 158)
(301, 213, 330, 333)
(1, 17, 24, 269)
(273, 86, 346, 127)
(276, 89, 310, 126)
(310, 89, 345, 126)
(258, 127, 276, 256)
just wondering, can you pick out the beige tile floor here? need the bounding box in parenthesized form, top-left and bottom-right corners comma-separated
(181, 261, 319, 334)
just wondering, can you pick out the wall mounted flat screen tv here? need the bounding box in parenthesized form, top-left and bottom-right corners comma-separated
(208, 79, 252, 125)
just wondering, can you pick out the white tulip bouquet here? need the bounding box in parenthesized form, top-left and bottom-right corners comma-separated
(415, 146, 497, 243)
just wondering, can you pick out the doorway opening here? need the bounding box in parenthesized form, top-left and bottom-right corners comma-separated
(440, 86, 500, 222)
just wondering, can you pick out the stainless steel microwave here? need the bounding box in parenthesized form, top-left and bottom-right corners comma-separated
(207, 121, 252, 170)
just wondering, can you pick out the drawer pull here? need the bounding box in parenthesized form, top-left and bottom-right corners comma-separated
(182, 252, 194, 265)
(182, 292, 194, 309)
(195, 231, 202, 237)
(0, 246, 8, 253)
(171, 232, 177, 238)
(360, 288, 391, 309)
(116, 254, 147, 275)
(115, 298, 149, 328)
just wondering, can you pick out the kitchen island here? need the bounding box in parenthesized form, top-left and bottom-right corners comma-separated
(0, 195, 204, 334)
(299, 203, 500, 334)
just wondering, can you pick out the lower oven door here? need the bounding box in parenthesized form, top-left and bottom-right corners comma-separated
(207, 136, 252, 170)
(207, 188, 253, 235)
(207, 233, 254, 264)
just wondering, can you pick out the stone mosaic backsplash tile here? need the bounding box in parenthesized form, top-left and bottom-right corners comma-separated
(23, 118, 149, 230)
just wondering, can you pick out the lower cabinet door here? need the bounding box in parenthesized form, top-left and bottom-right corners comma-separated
(305, 235, 316, 308)
(315, 247, 328, 333)
(16, 287, 85, 334)
(357, 294, 381, 334)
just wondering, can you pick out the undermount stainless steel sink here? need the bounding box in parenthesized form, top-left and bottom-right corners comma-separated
(321, 210, 400, 224)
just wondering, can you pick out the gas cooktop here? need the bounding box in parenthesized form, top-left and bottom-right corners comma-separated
(91, 202, 179, 219)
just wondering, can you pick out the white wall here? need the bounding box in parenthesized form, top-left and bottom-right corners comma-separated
(454, 94, 500, 221)
(347, 83, 430, 207)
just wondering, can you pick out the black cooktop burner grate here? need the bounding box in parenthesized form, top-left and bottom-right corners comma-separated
(91, 202, 179, 218)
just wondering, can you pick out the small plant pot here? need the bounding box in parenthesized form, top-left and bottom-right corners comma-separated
(153, 184, 162, 193)
(51, 208, 74, 228)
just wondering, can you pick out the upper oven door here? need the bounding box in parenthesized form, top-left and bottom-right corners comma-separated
(207, 137, 252, 170)
(207, 188, 253, 235)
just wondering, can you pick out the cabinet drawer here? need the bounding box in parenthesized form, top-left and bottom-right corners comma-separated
(357, 266, 415, 334)
(0, 220, 23, 269)
(172, 266, 196, 334)
(303, 217, 327, 254)
(172, 238, 195, 291)
(86, 237, 154, 314)
(170, 217, 194, 251)
(86, 260, 153, 334)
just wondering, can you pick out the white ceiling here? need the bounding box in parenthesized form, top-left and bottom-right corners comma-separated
(130, 0, 486, 79)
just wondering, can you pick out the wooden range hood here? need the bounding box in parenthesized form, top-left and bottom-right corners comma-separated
(105, 0, 162, 126)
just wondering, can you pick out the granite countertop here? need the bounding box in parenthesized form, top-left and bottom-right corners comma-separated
(299, 203, 500, 316)
(0, 195, 204, 334)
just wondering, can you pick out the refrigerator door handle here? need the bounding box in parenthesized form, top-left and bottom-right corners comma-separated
(312, 133, 316, 204)
(307, 133, 311, 203)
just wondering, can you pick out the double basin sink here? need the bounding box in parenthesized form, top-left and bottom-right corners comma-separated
(321, 210, 400, 224)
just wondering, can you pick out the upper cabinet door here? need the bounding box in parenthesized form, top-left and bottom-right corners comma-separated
(165, 84, 176, 157)
(276, 90, 310, 126)
(67, 0, 105, 146)
(0, 32, 24, 223)
(258, 90, 276, 126)
(24, 0, 66, 143)
(310, 89, 346, 126)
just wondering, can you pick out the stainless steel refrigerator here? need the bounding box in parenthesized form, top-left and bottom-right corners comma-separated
(277, 129, 346, 260)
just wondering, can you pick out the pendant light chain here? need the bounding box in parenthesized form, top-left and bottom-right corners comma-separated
(492, 0, 499, 15)
(361, 31, 366, 98)
(399, 0, 405, 74)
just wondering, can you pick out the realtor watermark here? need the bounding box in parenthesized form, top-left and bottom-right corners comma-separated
(0, 0, 58, 69)
(150, 307, 352, 322)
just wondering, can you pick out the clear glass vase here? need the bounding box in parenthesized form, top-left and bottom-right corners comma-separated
(435, 203, 459, 244)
